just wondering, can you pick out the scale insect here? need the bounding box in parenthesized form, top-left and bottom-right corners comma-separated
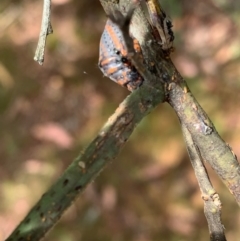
(98, 19, 144, 92)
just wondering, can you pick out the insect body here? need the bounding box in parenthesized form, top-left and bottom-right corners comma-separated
(98, 19, 144, 91)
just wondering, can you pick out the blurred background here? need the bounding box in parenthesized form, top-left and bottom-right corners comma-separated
(0, 0, 240, 240)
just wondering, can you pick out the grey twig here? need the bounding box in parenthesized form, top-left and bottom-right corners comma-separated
(34, 0, 53, 65)
(182, 124, 227, 241)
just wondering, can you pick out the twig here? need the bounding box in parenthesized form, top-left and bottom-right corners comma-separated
(107, 3, 158, 88)
(182, 124, 227, 241)
(5, 85, 165, 241)
(34, 0, 53, 65)
(145, 0, 174, 51)
(167, 74, 240, 205)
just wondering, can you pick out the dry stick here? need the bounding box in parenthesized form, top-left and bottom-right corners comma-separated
(182, 124, 227, 241)
(34, 0, 53, 65)
(6, 85, 165, 241)
(167, 72, 240, 205)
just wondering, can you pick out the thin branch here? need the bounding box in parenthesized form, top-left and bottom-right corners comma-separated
(182, 124, 227, 241)
(5, 85, 165, 241)
(167, 74, 240, 205)
(34, 0, 53, 65)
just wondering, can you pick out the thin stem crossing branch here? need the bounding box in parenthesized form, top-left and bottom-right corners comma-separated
(182, 124, 226, 241)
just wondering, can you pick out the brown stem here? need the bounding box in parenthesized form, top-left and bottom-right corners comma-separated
(182, 124, 227, 241)
(167, 70, 240, 205)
